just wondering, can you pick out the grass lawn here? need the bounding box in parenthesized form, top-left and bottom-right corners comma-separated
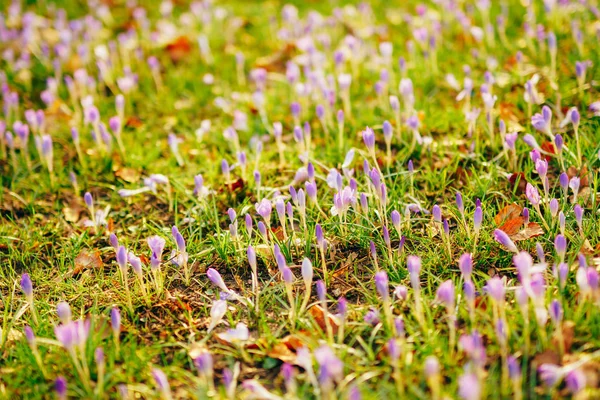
(1, 0, 600, 398)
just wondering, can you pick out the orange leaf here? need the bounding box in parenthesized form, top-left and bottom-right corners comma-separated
(74, 249, 103, 275)
(125, 116, 143, 128)
(114, 167, 140, 183)
(498, 217, 525, 235)
(266, 342, 297, 363)
(494, 203, 523, 226)
(510, 222, 544, 242)
(308, 305, 339, 334)
(165, 36, 192, 63)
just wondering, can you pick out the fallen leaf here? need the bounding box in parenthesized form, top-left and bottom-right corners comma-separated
(255, 43, 296, 73)
(553, 320, 575, 354)
(308, 304, 340, 334)
(165, 36, 192, 63)
(498, 217, 525, 235)
(63, 202, 83, 223)
(532, 349, 561, 367)
(511, 222, 544, 241)
(114, 167, 140, 183)
(540, 141, 556, 161)
(508, 172, 528, 194)
(125, 116, 143, 128)
(495, 203, 524, 226)
(74, 249, 103, 275)
(266, 342, 297, 363)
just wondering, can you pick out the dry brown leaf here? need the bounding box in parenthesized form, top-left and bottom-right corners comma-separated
(494, 203, 523, 226)
(498, 217, 525, 235)
(532, 349, 561, 367)
(308, 304, 340, 334)
(254, 43, 296, 73)
(509, 172, 528, 194)
(73, 249, 103, 275)
(511, 222, 544, 242)
(266, 343, 297, 363)
(63, 202, 83, 222)
(125, 116, 143, 128)
(114, 167, 140, 183)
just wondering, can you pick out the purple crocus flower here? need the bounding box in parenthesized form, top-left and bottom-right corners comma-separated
(364, 308, 380, 325)
(20, 273, 33, 301)
(493, 229, 518, 252)
(531, 105, 552, 136)
(374, 271, 389, 301)
(362, 127, 375, 151)
(407, 255, 421, 289)
(565, 369, 586, 393)
(57, 302, 72, 324)
(459, 253, 473, 280)
(485, 277, 505, 302)
(436, 280, 455, 308)
(473, 205, 483, 232)
(314, 345, 344, 390)
(458, 372, 481, 400)
(549, 299, 562, 323)
(152, 368, 172, 399)
(539, 364, 563, 387)
(55, 376, 67, 400)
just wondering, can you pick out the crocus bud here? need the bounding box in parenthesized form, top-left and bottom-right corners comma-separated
(362, 127, 375, 151)
(20, 273, 33, 301)
(374, 271, 389, 301)
(432, 205, 442, 223)
(383, 121, 392, 142)
(558, 263, 569, 289)
(549, 299, 562, 323)
(247, 246, 257, 271)
(559, 173, 569, 195)
(316, 280, 326, 303)
(574, 204, 583, 230)
(407, 256, 421, 289)
(458, 372, 481, 400)
(84, 192, 93, 208)
(116, 246, 128, 272)
(394, 285, 408, 301)
(456, 192, 464, 215)
(473, 205, 483, 232)
(282, 266, 294, 285)
(302, 258, 313, 286)
(57, 301, 72, 324)
(493, 229, 518, 252)
(549, 198, 559, 218)
(459, 253, 473, 280)
(207, 268, 229, 292)
(554, 234, 567, 261)
(554, 134, 563, 152)
(152, 368, 172, 399)
(485, 277, 505, 302)
(525, 183, 540, 206)
(436, 280, 455, 308)
(565, 369, 586, 394)
(55, 376, 67, 400)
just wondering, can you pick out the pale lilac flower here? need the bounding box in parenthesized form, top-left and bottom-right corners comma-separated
(538, 364, 563, 387)
(152, 368, 172, 399)
(436, 280, 455, 308)
(458, 372, 481, 400)
(57, 302, 72, 324)
(493, 229, 518, 252)
(374, 271, 389, 301)
(220, 322, 249, 342)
